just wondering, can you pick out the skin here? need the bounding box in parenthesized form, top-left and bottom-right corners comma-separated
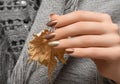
(48, 11, 120, 84)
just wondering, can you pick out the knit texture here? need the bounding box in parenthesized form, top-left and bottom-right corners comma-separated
(0, 0, 41, 84)
(7, 0, 120, 84)
(9, 0, 66, 84)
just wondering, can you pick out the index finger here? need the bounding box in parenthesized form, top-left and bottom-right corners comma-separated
(52, 11, 112, 28)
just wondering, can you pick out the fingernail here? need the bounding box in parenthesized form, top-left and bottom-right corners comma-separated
(46, 20, 57, 27)
(44, 33, 56, 40)
(49, 13, 55, 21)
(48, 41, 60, 47)
(65, 48, 74, 53)
(50, 13, 56, 17)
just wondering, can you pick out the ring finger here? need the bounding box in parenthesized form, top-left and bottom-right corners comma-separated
(48, 34, 119, 48)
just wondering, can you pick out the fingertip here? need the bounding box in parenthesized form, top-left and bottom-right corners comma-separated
(65, 48, 74, 54)
(49, 13, 60, 20)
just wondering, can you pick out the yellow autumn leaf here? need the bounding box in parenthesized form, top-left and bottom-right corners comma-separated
(28, 29, 66, 82)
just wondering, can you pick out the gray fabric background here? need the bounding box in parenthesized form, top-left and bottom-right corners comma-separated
(9, 0, 120, 84)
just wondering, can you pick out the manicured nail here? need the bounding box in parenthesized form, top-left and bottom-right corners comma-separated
(65, 48, 74, 53)
(48, 41, 60, 47)
(50, 13, 56, 17)
(46, 20, 57, 27)
(49, 13, 55, 21)
(44, 33, 56, 40)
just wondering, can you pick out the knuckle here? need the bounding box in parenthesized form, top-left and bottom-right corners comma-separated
(116, 49, 120, 57)
(74, 11, 82, 15)
(111, 48, 120, 60)
(117, 36, 120, 44)
(114, 34, 120, 44)
(112, 24, 119, 32)
(81, 36, 90, 44)
(103, 13, 111, 20)
(87, 48, 97, 56)
(74, 11, 87, 16)
(111, 33, 120, 45)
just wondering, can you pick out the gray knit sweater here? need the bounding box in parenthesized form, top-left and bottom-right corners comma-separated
(8, 0, 120, 84)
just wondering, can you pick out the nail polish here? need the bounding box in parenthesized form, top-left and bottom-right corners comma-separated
(50, 13, 56, 17)
(48, 41, 59, 47)
(44, 33, 56, 40)
(65, 48, 74, 53)
(46, 20, 57, 27)
(49, 14, 56, 21)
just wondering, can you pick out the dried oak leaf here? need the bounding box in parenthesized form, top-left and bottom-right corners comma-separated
(28, 29, 66, 79)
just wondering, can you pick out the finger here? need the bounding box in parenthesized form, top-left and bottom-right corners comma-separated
(65, 46, 120, 60)
(49, 14, 60, 21)
(47, 14, 60, 27)
(50, 11, 112, 28)
(51, 22, 115, 40)
(49, 34, 120, 48)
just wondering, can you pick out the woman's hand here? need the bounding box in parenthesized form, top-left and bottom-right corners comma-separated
(46, 11, 120, 83)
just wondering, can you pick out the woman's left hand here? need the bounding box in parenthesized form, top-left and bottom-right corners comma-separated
(46, 11, 120, 84)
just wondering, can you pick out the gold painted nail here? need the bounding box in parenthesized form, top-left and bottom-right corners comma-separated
(48, 41, 60, 47)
